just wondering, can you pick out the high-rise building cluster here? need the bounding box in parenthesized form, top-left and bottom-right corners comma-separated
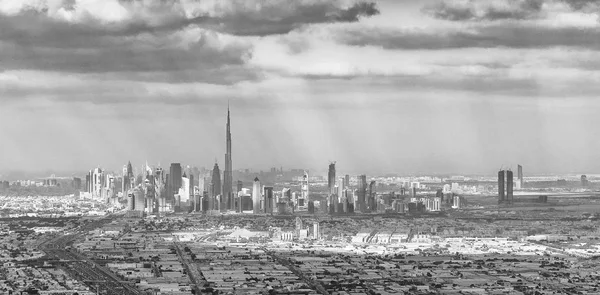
(498, 169, 514, 204)
(75, 104, 471, 218)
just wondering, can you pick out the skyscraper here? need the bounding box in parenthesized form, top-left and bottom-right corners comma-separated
(211, 163, 221, 197)
(328, 162, 336, 195)
(498, 170, 505, 204)
(237, 180, 243, 193)
(368, 181, 376, 212)
(169, 163, 182, 198)
(517, 164, 523, 189)
(252, 177, 261, 214)
(264, 186, 274, 215)
(122, 165, 128, 194)
(498, 169, 514, 204)
(127, 161, 133, 187)
(344, 174, 350, 188)
(133, 187, 145, 212)
(506, 170, 514, 204)
(223, 104, 233, 210)
(122, 161, 134, 194)
(337, 177, 344, 200)
(357, 175, 367, 212)
(89, 168, 104, 199)
(299, 171, 309, 210)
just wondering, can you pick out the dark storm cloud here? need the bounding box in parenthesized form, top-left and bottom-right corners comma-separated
(424, 0, 544, 21)
(117, 1, 380, 37)
(0, 36, 251, 77)
(0, 0, 378, 84)
(0, 11, 256, 84)
(336, 24, 600, 50)
(561, 0, 600, 10)
(1, 0, 379, 39)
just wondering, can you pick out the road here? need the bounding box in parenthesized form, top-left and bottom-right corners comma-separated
(39, 215, 143, 295)
(173, 241, 205, 294)
(261, 247, 330, 295)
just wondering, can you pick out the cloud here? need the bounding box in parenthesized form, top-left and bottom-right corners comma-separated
(0, 0, 378, 85)
(561, 0, 600, 10)
(0, 10, 256, 82)
(0, 0, 379, 36)
(424, 0, 544, 21)
(335, 23, 600, 50)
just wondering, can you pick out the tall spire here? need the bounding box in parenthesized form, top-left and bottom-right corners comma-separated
(227, 100, 231, 137)
(223, 101, 233, 211)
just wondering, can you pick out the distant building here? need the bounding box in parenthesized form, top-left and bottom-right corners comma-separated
(298, 171, 309, 210)
(442, 184, 451, 194)
(133, 187, 145, 212)
(506, 170, 514, 203)
(582, 175, 589, 187)
(517, 164, 524, 189)
(357, 175, 367, 212)
(295, 217, 303, 236)
(319, 200, 328, 214)
(252, 177, 261, 214)
(127, 192, 135, 210)
(211, 163, 221, 198)
(169, 163, 182, 198)
(264, 186, 274, 215)
(344, 174, 350, 187)
(431, 197, 441, 212)
(236, 180, 243, 193)
(180, 174, 190, 203)
(452, 195, 461, 209)
(223, 105, 234, 211)
(88, 168, 104, 199)
(308, 200, 315, 214)
(368, 181, 376, 212)
(329, 194, 338, 214)
(498, 170, 505, 204)
(281, 188, 291, 203)
(299, 229, 309, 240)
(498, 170, 514, 204)
(337, 177, 344, 200)
(328, 163, 336, 195)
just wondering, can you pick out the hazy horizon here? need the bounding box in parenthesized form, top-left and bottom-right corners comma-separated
(2, 0, 600, 174)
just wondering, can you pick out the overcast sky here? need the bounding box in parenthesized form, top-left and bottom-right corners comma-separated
(1, 0, 600, 175)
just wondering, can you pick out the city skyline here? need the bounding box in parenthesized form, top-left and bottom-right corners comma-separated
(3, 1, 600, 293)
(3, 0, 600, 174)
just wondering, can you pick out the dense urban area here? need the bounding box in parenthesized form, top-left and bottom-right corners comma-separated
(3, 108, 600, 295)
(2, 164, 600, 295)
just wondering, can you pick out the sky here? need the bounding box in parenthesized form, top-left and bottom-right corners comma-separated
(1, 0, 600, 176)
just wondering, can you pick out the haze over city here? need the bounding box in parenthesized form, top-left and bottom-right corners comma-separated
(6, 1, 600, 295)
(2, 0, 600, 174)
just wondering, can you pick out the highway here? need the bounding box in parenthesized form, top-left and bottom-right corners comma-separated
(38, 215, 143, 295)
(261, 247, 330, 295)
(173, 241, 205, 294)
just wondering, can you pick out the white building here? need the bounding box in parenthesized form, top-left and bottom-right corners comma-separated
(179, 176, 190, 203)
(252, 177, 261, 214)
(452, 195, 461, 209)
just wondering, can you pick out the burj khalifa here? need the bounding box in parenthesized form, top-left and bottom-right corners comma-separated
(223, 104, 233, 211)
